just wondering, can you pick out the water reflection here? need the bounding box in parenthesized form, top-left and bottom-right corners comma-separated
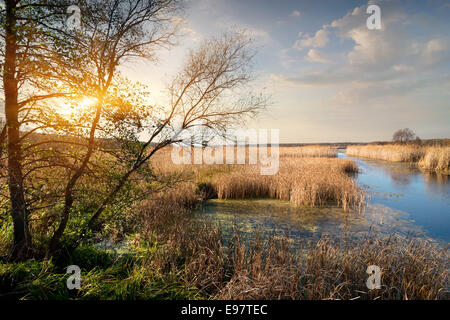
(195, 153, 449, 244)
(341, 153, 450, 242)
(194, 199, 433, 248)
(423, 172, 450, 198)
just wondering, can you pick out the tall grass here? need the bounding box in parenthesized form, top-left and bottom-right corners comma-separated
(135, 196, 449, 300)
(213, 158, 364, 212)
(279, 146, 337, 158)
(216, 233, 449, 300)
(150, 147, 364, 212)
(346, 144, 450, 173)
(346, 145, 425, 162)
(419, 146, 450, 173)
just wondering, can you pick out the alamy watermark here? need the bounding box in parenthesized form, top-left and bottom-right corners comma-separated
(66, 265, 81, 290)
(171, 126, 280, 175)
(366, 265, 382, 290)
(66, 5, 81, 31)
(367, 4, 381, 30)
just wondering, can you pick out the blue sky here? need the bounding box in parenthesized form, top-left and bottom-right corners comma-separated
(124, 0, 450, 143)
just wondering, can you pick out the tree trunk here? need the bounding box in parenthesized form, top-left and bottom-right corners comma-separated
(4, 0, 33, 261)
(47, 99, 104, 258)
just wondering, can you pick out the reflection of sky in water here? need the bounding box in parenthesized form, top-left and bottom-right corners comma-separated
(194, 199, 437, 248)
(194, 153, 449, 245)
(339, 153, 450, 242)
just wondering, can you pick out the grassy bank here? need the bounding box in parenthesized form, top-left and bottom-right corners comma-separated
(138, 194, 449, 300)
(347, 144, 450, 174)
(1, 189, 448, 300)
(1, 146, 448, 300)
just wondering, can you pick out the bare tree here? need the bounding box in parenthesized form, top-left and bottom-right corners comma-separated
(393, 128, 416, 144)
(1, 0, 181, 260)
(45, 0, 181, 256)
(86, 31, 266, 231)
(1, 2, 265, 259)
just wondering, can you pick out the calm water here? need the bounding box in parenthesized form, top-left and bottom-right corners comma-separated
(340, 152, 450, 242)
(195, 153, 450, 244)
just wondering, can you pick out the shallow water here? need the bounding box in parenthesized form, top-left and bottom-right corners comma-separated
(194, 153, 450, 245)
(340, 152, 450, 242)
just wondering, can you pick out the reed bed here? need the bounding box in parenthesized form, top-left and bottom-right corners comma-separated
(346, 144, 425, 162)
(148, 146, 364, 212)
(215, 233, 449, 300)
(135, 196, 449, 300)
(160, 145, 337, 172)
(279, 146, 337, 158)
(419, 146, 450, 173)
(347, 144, 450, 173)
(213, 158, 364, 212)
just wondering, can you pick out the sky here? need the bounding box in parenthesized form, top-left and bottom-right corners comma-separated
(122, 0, 450, 143)
(2, 0, 448, 143)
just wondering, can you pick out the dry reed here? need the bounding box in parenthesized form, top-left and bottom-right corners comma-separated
(419, 146, 450, 173)
(346, 144, 425, 162)
(279, 146, 337, 158)
(213, 158, 364, 212)
(148, 146, 364, 212)
(135, 196, 449, 300)
(347, 144, 450, 174)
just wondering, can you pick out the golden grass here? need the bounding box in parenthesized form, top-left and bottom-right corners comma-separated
(346, 144, 425, 162)
(148, 146, 365, 212)
(279, 146, 337, 158)
(213, 158, 364, 212)
(135, 192, 449, 300)
(419, 146, 450, 173)
(346, 144, 450, 173)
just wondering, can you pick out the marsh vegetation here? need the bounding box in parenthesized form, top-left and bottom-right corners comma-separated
(0, 1, 448, 301)
(2, 146, 448, 300)
(347, 144, 450, 174)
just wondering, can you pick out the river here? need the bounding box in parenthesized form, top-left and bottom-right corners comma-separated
(195, 152, 450, 245)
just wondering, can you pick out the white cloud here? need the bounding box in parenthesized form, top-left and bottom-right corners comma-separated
(290, 10, 301, 17)
(421, 38, 450, 65)
(294, 29, 329, 50)
(392, 65, 414, 72)
(305, 49, 330, 64)
(329, 2, 412, 71)
(280, 0, 450, 103)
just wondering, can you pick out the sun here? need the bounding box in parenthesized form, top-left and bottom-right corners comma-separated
(79, 96, 99, 108)
(59, 96, 98, 115)
(57, 96, 99, 116)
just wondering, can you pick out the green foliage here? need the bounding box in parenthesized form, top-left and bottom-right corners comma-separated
(0, 217, 13, 257)
(0, 242, 202, 300)
(79, 264, 201, 300)
(55, 246, 117, 272)
(0, 259, 47, 298)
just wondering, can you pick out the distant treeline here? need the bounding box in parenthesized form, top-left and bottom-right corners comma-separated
(279, 139, 450, 148)
(365, 139, 450, 146)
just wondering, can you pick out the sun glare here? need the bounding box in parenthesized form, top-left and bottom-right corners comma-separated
(80, 96, 98, 108)
(58, 96, 99, 116)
